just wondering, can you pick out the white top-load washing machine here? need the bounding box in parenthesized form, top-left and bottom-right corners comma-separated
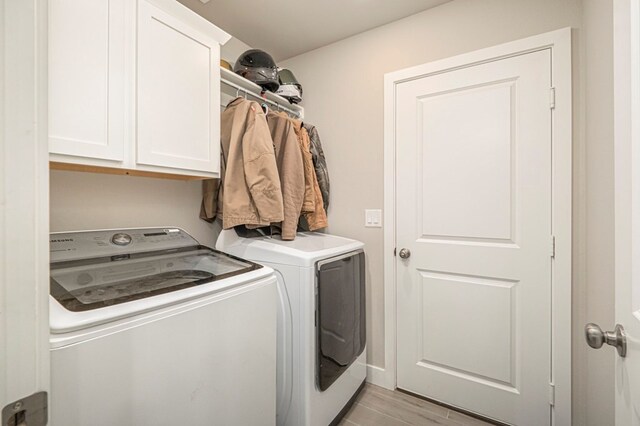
(217, 230, 367, 426)
(49, 227, 278, 426)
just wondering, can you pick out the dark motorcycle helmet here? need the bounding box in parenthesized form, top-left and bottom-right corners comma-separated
(234, 49, 279, 92)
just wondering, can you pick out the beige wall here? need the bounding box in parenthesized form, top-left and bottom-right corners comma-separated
(281, 0, 614, 423)
(177, 0, 253, 67)
(577, 1, 615, 424)
(220, 36, 252, 67)
(50, 171, 219, 247)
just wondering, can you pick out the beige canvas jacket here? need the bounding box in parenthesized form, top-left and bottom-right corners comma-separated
(266, 111, 305, 240)
(299, 126, 328, 231)
(287, 119, 316, 213)
(201, 98, 284, 228)
(268, 112, 328, 232)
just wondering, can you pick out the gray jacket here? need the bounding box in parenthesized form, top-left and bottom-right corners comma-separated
(303, 123, 330, 211)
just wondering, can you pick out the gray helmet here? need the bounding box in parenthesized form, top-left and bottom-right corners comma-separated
(276, 69, 303, 104)
(234, 49, 279, 92)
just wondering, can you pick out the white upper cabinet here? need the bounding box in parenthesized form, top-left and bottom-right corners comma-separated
(49, 0, 125, 161)
(137, 0, 221, 173)
(49, 0, 230, 178)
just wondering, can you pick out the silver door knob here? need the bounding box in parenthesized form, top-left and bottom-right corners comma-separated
(585, 323, 626, 357)
(398, 248, 411, 259)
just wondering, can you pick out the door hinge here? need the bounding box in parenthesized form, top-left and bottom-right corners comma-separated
(550, 235, 556, 258)
(548, 383, 556, 406)
(550, 87, 556, 109)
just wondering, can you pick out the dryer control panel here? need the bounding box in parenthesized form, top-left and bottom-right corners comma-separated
(50, 227, 199, 262)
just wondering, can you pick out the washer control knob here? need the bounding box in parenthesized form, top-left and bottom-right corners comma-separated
(111, 233, 132, 246)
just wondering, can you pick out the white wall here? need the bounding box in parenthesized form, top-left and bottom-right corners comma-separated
(50, 171, 219, 247)
(281, 0, 614, 423)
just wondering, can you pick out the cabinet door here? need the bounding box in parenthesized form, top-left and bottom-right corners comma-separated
(49, 0, 125, 161)
(136, 0, 221, 175)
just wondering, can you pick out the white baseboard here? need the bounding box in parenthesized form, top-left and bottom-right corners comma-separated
(366, 364, 394, 390)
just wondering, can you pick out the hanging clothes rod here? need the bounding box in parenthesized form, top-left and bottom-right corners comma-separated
(220, 77, 302, 118)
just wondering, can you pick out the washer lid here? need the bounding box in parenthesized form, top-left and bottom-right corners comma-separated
(51, 245, 261, 312)
(216, 230, 364, 267)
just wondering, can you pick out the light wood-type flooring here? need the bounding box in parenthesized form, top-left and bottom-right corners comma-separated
(339, 384, 493, 426)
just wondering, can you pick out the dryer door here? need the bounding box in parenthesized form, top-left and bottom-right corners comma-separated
(316, 250, 366, 391)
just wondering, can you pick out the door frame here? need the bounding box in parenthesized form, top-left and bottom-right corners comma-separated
(613, 0, 640, 423)
(381, 28, 572, 424)
(0, 0, 50, 415)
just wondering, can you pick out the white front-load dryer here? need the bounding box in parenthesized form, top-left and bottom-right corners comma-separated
(217, 230, 367, 426)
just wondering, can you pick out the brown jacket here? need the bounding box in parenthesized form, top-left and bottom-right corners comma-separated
(298, 126, 328, 231)
(290, 119, 316, 213)
(201, 98, 284, 228)
(266, 111, 305, 240)
(200, 179, 220, 223)
(268, 112, 328, 232)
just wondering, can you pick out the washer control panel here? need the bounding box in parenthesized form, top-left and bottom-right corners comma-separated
(50, 228, 199, 262)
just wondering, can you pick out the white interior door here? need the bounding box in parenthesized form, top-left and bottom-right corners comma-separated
(613, 1, 640, 424)
(395, 49, 553, 425)
(0, 0, 50, 424)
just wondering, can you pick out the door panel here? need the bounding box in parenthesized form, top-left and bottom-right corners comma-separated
(419, 81, 514, 242)
(396, 49, 552, 426)
(418, 271, 516, 386)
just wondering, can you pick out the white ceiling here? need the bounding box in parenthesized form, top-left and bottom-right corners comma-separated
(178, 0, 451, 61)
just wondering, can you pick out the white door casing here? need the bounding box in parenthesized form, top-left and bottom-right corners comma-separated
(0, 0, 50, 420)
(613, 1, 640, 424)
(136, 0, 221, 174)
(383, 28, 572, 426)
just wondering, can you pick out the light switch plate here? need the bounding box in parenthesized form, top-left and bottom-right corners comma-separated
(365, 209, 382, 228)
